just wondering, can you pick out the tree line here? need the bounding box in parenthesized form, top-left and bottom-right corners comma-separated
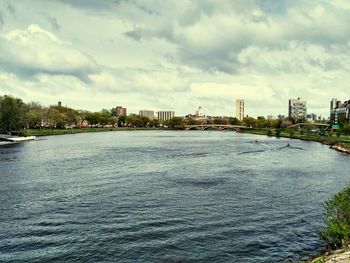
(1, 94, 350, 135)
(0, 95, 129, 133)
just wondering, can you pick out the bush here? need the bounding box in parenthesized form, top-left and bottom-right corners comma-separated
(320, 186, 350, 249)
(266, 130, 273, 136)
(275, 129, 281, 138)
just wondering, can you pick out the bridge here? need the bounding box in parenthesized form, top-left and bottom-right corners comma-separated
(287, 123, 330, 129)
(185, 124, 248, 131)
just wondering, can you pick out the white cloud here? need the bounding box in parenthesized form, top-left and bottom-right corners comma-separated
(0, 24, 99, 81)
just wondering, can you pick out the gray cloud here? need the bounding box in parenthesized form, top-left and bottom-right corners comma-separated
(48, 16, 61, 32)
(57, 0, 116, 11)
(0, 12, 4, 28)
(121, 0, 350, 74)
(6, 2, 16, 16)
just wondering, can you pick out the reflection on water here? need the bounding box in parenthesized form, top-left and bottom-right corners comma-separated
(0, 131, 349, 262)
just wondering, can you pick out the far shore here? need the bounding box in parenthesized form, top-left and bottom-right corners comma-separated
(241, 128, 350, 154)
(16, 127, 350, 154)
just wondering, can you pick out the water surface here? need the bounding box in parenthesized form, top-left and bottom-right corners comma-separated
(1, 131, 349, 262)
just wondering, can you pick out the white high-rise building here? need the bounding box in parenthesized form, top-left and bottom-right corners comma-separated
(236, 99, 244, 121)
(139, 110, 155, 120)
(288, 98, 307, 120)
(157, 111, 175, 121)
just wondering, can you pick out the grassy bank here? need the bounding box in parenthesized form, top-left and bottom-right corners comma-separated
(20, 127, 162, 136)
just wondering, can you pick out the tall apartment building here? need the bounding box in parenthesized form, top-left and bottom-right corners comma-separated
(115, 106, 127, 116)
(288, 98, 307, 120)
(330, 98, 338, 114)
(157, 111, 175, 121)
(236, 99, 244, 121)
(330, 99, 350, 125)
(139, 110, 155, 120)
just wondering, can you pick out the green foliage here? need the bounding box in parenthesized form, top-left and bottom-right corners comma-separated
(214, 118, 227, 125)
(243, 117, 258, 128)
(321, 186, 350, 249)
(125, 115, 149, 127)
(148, 118, 160, 128)
(319, 127, 327, 137)
(85, 111, 116, 127)
(164, 117, 185, 129)
(266, 129, 273, 136)
(0, 95, 26, 133)
(185, 118, 201, 125)
(338, 115, 348, 129)
(228, 117, 240, 125)
(341, 125, 350, 136)
(275, 129, 281, 137)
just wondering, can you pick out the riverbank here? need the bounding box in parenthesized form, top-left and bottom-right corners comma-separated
(242, 129, 350, 154)
(309, 247, 350, 263)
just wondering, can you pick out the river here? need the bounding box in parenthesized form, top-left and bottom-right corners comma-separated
(0, 131, 349, 262)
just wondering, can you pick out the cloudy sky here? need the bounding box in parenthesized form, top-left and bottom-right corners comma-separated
(0, 0, 349, 117)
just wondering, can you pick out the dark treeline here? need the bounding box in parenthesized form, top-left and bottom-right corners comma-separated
(0, 95, 121, 133)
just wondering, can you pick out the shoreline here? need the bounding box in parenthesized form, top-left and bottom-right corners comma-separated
(241, 129, 350, 154)
(308, 247, 350, 263)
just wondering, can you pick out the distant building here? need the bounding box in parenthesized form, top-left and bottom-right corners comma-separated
(288, 98, 307, 120)
(139, 110, 155, 120)
(58, 101, 62, 107)
(116, 106, 127, 116)
(157, 111, 175, 121)
(236, 99, 244, 121)
(330, 99, 350, 125)
(185, 106, 209, 123)
(306, 113, 317, 122)
(330, 98, 339, 117)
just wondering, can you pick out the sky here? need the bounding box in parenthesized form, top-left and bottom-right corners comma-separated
(0, 0, 349, 117)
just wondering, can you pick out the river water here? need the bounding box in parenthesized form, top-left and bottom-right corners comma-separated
(0, 131, 349, 262)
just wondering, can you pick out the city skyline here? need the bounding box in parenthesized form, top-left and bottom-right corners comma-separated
(1, 1, 350, 117)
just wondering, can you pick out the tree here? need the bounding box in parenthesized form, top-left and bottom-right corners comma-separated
(25, 102, 45, 128)
(341, 125, 350, 136)
(185, 118, 201, 125)
(243, 117, 257, 128)
(148, 118, 160, 127)
(117, 115, 126, 127)
(228, 117, 240, 125)
(165, 117, 185, 129)
(0, 95, 26, 133)
(213, 117, 226, 125)
(46, 107, 65, 128)
(337, 115, 348, 129)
